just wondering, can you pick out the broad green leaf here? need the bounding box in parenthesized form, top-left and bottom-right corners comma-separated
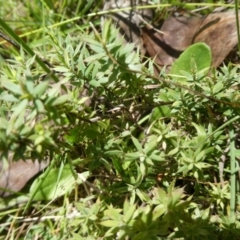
(170, 42, 212, 81)
(30, 164, 75, 200)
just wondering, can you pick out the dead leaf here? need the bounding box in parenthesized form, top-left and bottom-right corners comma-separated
(142, 10, 240, 71)
(141, 16, 201, 71)
(0, 159, 49, 197)
(194, 11, 240, 67)
(104, 1, 240, 70)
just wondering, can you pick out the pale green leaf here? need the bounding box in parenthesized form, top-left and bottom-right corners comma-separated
(30, 164, 75, 200)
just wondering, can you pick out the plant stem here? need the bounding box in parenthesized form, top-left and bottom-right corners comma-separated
(230, 124, 236, 222)
(235, 0, 240, 56)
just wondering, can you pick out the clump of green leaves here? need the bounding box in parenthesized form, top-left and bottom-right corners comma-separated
(0, 1, 240, 239)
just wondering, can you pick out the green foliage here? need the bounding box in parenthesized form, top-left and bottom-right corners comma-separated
(30, 164, 77, 201)
(170, 42, 212, 81)
(0, 0, 240, 239)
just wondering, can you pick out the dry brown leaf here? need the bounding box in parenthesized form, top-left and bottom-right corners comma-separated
(141, 16, 201, 71)
(142, 10, 240, 71)
(0, 159, 49, 197)
(194, 11, 240, 67)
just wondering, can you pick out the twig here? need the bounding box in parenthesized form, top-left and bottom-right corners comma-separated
(235, 0, 240, 56)
(230, 125, 236, 221)
(137, 14, 167, 36)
